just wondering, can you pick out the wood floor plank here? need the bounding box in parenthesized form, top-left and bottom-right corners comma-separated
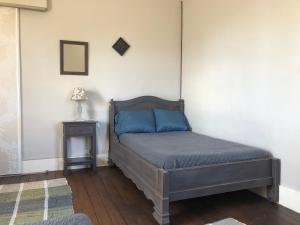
(220, 191, 300, 225)
(172, 202, 206, 225)
(90, 170, 128, 225)
(81, 171, 114, 225)
(67, 172, 100, 225)
(99, 167, 156, 225)
(189, 192, 252, 224)
(0, 174, 22, 184)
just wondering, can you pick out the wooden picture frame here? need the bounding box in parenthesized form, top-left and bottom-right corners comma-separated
(60, 40, 89, 76)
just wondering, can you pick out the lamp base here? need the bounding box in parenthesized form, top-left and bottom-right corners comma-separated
(75, 101, 83, 121)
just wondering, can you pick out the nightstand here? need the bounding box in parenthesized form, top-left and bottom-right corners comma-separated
(63, 121, 98, 176)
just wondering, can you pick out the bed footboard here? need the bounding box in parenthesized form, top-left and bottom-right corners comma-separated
(168, 158, 280, 202)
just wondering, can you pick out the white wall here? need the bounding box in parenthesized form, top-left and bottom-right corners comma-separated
(0, 6, 21, 175)
(20, 0, 181, 161)
(182, 0, 300, 212)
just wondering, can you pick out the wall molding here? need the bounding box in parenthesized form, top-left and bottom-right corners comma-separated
(0, 7, 22, 175)
(0, 0, 48, 11)
(16, 8, 22, 174)
(22, 154, 108, 174)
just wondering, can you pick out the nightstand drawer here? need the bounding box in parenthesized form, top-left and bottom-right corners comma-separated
(64, 125, 94, 136)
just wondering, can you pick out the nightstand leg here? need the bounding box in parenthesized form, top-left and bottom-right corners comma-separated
(63, 137, 68, 176)
(92, 135, 97, 171)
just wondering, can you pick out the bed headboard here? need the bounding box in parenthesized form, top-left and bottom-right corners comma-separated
(111, 96, 184, 114)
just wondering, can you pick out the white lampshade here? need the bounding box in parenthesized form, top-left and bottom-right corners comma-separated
(71, 87, 88, 101)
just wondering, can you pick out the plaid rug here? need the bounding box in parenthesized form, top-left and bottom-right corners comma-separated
(0, 178, 73, 225)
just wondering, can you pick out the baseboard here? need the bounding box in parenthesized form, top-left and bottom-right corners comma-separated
(22, 154, 108, 174)
(22, 158, 63, 174)
(279, 186, 300, 213)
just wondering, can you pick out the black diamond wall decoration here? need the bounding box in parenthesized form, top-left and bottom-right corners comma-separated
(112, 38, 130, 56)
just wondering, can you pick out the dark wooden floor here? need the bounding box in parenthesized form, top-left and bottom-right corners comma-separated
(1, 167, 300, 225)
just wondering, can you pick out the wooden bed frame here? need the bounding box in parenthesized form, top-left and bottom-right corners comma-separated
(108, 96, 280, 225)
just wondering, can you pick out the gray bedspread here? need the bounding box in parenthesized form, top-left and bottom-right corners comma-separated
(119, 131, 271, 170)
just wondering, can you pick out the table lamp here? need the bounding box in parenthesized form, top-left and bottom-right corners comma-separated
(71, 87, 88, 120)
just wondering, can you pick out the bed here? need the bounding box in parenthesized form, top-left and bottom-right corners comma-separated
(108, 96, 280, 225)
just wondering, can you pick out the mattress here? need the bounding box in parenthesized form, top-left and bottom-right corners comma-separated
(119, 131, 271, 170)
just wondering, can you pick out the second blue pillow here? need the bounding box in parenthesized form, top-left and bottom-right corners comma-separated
(153, 108, 188, 132)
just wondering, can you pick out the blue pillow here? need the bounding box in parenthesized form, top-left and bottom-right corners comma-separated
(153, 108, 188, 132)
(115, 109, 156, 135)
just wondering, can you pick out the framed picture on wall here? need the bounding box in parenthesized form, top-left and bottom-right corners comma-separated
(60, 40, 89, 75)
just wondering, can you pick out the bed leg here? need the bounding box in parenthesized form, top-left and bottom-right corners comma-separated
(153, 169, 170, 225)
(153, 198, 170, 225)
(267, 158, 280, 203)
(108, 145, 115, 167)
(107, 158, 115, 167)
